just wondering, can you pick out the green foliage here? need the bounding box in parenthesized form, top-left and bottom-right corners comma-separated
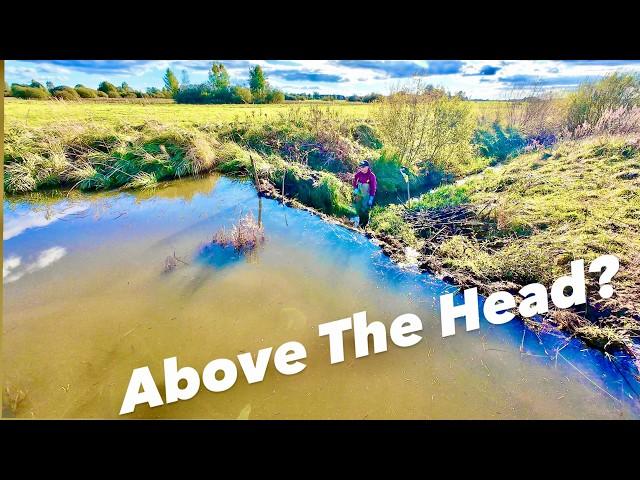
(98, 81, 121, 98)
(75, 86, 99, 98)
(375, 81, 474, 171)
(265, 89, 285, 104)
(473, 122, 526, 161)
(51, 86, 81, 101)
(410, 184, 470, 210)
(96, 90, 108, 98)
(249, 65, 267, 101)
(566, 73, 640, 130)
(10, 83, 50, 99)
(209, 63, 230, 89)
(370, 150, 437, 202)
(232, 86, 253, 104)
(163, 68, 180, 97)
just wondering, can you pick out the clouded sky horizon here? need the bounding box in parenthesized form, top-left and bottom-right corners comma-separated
(5, 60, 640, 99)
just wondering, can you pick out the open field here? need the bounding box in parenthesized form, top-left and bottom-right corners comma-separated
(3, 98, 511, 129)
(4, 99, 375, 128)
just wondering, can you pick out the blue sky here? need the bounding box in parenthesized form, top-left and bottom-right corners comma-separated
(5, 60, 640, 99)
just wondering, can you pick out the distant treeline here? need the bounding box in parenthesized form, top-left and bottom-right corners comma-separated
(5, 79, 173, 100)
(3, 62, 384, 104)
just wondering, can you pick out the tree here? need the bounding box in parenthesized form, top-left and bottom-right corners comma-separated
(374, 79, 474, 170)
(163, 68, 180, 97)
(209, 63, 230, 89)
(265, 89, 285, 104)
(249, 65, 267, 101)
(232, 86, 253, 104)
(30, 80, 47, 91)
(46, 81, 55, 92)
(98, 81, 121, 98)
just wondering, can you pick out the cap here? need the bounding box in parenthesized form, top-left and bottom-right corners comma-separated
(358, 160, 370, 167)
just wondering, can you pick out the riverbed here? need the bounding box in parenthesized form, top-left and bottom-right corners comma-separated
(3, 174, 639, 418)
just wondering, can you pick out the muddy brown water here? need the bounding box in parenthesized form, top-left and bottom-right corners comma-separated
(3, 174, 639, 419)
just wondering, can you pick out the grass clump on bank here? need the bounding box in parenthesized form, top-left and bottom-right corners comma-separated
(3, 119, 360, 219)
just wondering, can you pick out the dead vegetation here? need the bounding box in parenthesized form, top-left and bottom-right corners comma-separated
(210, 212, 265, 253)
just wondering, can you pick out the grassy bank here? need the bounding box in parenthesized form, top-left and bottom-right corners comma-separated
(369, 135, 640, 363)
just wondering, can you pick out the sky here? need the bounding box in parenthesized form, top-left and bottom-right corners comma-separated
(5, 60, 640, 99)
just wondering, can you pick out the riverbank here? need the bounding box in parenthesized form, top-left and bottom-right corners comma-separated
(368, 135, 640, 368)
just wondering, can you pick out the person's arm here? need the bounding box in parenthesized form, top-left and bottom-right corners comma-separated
(368, 172, 377, 206)
(352, 173, 359, 194)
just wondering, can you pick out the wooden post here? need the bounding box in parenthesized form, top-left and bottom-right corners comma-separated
(250, 154, 261, 195)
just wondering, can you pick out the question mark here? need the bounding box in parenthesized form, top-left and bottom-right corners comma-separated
(588, 255, 620, 299)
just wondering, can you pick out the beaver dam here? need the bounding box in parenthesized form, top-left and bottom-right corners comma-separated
(3, 174, 639, 419)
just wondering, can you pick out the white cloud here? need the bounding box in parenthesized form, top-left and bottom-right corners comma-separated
(4, 203, 89, 240)
(3, 246, 67, 284)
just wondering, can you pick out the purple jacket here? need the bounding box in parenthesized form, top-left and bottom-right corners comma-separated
(352, 170, 377, 197)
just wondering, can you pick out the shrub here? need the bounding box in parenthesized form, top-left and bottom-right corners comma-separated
(232, 86, 253, 104)
(75, 86, 99, 98)
(375, 80, 474, 171)
(266, 89, 285, 104)
(96, 91, 108, 98)
(51, 86, 81, 101)
(473, 122, 527, 161)
(370, 150, 437, 201)
(566, 73, 640, 131)
(10, 84, 50, 99)
(98, 81, 121, 98)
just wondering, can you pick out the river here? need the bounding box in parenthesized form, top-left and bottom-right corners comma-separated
(3, 174, 639, 418)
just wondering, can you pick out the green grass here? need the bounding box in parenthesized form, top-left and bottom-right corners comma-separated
(4, 98, 374, 128)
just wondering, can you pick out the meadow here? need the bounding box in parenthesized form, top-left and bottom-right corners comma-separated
(3, 97, 509, 128)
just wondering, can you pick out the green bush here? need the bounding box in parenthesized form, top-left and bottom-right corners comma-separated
(98, 81, 121, 98)
(473, 122, 526, 161)
(10, 84, 50, 99)
(75, 86, 99, 98)
(566, 73, 640, 130)
(270, 164, 355, 217)
(51, 86, 81, 101)
(232, 86, 253, 104)
(369, 150, 443, 202)
(96, 91, 108, 98)
(265, 89, 285, 104)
